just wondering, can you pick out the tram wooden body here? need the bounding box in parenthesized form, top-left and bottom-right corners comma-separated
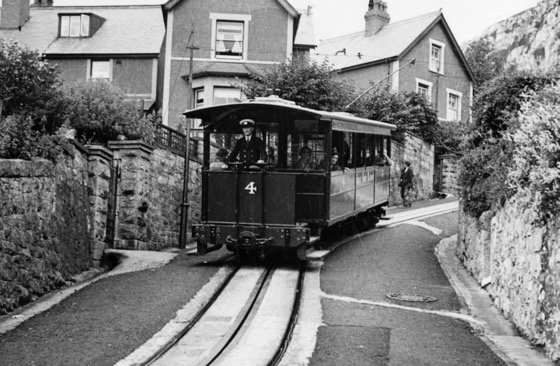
(184, 96, 396, 260)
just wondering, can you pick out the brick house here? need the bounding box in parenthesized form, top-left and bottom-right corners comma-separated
(159, 0, 316, 128)
(0, 0, 165, 112)
(313, 0, 474, 122)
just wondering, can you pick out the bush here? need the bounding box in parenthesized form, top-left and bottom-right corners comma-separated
(458, 71, 556, 219)
(0, 115, 63, 160)
(507, 82, 560, 224)
(61, 80, 156, 144)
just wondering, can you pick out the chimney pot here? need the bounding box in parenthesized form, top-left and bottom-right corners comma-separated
(365, 0, 390, 36)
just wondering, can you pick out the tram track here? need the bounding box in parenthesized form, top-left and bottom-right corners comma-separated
(144, 263, 305, 366)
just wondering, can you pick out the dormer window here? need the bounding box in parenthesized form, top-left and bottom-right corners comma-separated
(59, 13, 105, 38)
(60, 15, 90, 37)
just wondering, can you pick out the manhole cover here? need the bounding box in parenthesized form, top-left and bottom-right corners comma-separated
(386, 292, 438, 302)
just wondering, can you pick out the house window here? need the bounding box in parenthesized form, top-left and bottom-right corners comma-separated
(416, 78, 433, 101)
(90, 60, 111, 80)
(210, 13, 251, 60)
(216, 21, 244, 59)
(60, 14, 90, 37)
(446, 89, 462, 121)
(429, 39, 445, 74)
(190, 89, 205, 130)
(194, 89, 204, 109)
(214, 87, 241, 105)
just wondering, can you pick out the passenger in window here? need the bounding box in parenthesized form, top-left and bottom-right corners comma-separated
(318, 150, 341, 171)
(226, 119, 267, 166)
(210, 148, 229, 170)
(373, 149, 393, 166)
(364, 147, 374, 166)
(296, 146, 314, 170)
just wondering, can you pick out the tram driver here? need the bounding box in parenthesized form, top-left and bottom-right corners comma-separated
(226, 119, 268, 166)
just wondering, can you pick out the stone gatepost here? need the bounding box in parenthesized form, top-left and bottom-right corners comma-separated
(86, 145, 113, 268)
(108, 140, 154, 250)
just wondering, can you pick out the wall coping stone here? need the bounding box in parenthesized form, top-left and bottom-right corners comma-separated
(108, 140, 154, 155)
(86, 145, 113, 161)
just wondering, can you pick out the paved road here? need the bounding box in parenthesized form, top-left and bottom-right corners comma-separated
(308, 212, 508, 365)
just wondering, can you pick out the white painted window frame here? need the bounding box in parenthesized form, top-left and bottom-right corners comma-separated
(429, 38, 445, 75)
(446, 88, 463, 121)
(210, 13, 251, 61)
(415, 77, 433, 102)
(87, 59, 113, 81)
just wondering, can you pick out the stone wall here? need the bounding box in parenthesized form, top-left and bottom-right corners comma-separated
(0, 144, 93, 314)
(434, 154, 459, 195)
(0, 140, 202, 315)
(390, 133, 435, 205)
(458, 197, 560, 361)
(108, 141, 202, 250)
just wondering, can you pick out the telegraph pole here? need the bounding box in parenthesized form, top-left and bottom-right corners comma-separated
(179, 32, 199, 249)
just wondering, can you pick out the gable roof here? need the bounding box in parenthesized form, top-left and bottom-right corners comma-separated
(0, 5, 165, 56)
(163, 0, 298, 17)
(312, 10, 474, 80)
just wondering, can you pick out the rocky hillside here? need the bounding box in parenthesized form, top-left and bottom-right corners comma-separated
(468, 0, 560, 71)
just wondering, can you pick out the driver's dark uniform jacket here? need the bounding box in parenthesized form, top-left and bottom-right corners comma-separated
(227, 135, 268, 165)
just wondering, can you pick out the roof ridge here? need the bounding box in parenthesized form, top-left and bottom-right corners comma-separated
(319, 9, 442, 44)
(383, 9, 441, 28)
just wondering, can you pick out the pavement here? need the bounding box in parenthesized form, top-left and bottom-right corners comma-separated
(0, 196, 554, 366)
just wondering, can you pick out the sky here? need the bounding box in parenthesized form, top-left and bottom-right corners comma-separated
(33, 0, 540, 44)
(289, 0, 540, 44)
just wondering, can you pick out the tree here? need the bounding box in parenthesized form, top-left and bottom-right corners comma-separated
(0, 39, 64, 127)
(241, 56, 355, 111)
(356, 88, 439, 144)
(464, 38, 504, 89)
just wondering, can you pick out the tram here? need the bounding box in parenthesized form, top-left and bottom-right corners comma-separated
(184, 96, 396, 261)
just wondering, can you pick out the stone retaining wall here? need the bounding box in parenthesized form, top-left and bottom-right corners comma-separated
(390, 133, 435, 205)
(0, 140, 202, 315)
(0, 144, 92, 314)
(458, 197, 560, 361)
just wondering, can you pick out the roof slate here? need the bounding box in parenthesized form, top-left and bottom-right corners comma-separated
(0, 6, 164, 56)
(312, 10, 441, 70)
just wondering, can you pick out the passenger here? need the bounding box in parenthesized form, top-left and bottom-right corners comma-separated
(318, 150, 341, 171)
(226, 119, 267, 166)
(296, 146, 314, 170)
(364, 147, 374, 166)
(373, 149, 393, 166)
(210, 148, 229, 170)
(399, 161, 414, 207)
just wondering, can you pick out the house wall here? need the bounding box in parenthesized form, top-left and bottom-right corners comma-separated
(162, 0, 293, 126)
(399, 23, 472, 122)
(335, 61, 393, 93)
(112, 57, 156, 97)
(50, 57, 156, 99)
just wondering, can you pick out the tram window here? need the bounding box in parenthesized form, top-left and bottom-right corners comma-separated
(332, 131, 352, 168)
(287, 133, 324, 170)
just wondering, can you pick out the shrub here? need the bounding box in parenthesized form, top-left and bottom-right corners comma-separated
(0, 115, 63, 160)
(61, 80, 156, 144)
(459, 71, 556, 219)
(507, 82, 560, 224)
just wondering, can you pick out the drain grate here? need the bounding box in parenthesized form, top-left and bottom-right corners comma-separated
(386, 292, 438, 302)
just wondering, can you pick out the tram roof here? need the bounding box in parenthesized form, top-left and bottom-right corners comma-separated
(183, 97, 397, 135)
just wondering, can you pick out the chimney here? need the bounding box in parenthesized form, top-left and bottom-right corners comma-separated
(0, 0, 30, 29)
(365, 0, 390, 36)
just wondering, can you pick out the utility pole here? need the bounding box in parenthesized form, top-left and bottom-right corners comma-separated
(179, 32, 199, 249)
